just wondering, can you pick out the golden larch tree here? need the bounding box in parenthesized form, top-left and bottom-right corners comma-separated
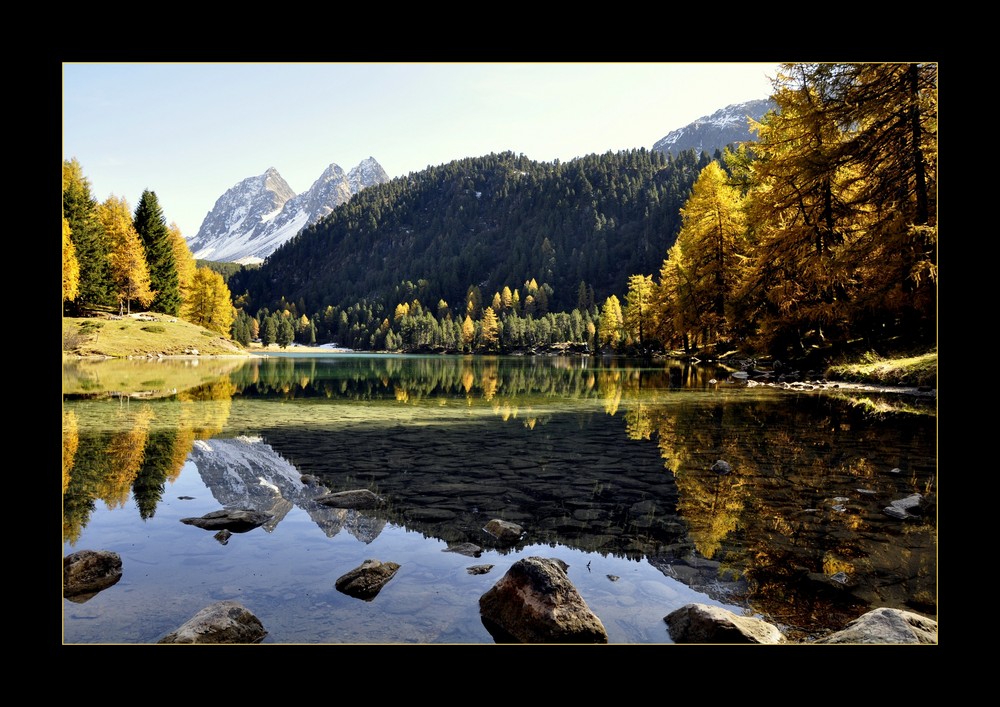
(98, 195, 155, 315)
(168, 222, 196, 310)
(62, 217, 80, 304)
(183, 266, 235, 336)
(480, 306, 500, 351)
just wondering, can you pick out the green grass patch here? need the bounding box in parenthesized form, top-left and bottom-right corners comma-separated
(62, 315, 247, 358)
(825, 349, 936, 388)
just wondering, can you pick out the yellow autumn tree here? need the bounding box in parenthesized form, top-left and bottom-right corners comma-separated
(168, 222, 196, 309)
(62, 217, 80, 304)
(461, 315, 477, 353)
(182, 266, 235, 336)
(598, 295, 623, 348)
(480, 306, 500, 352)
(623, 274, 655, 348)
(97, 195, 155, 315)
(671, 161, 747, 345)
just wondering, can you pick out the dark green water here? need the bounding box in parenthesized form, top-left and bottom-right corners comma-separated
(62, 354, 937, 643)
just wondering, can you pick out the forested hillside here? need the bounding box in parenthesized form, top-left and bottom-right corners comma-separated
(65, 63, 937, 364)
(230, 148, 711, 317)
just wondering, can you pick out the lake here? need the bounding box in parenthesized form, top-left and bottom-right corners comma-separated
(62, 353, 937, 644)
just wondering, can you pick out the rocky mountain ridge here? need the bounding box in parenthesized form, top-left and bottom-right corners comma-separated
(188, 157, 389, 265)
(652, 98, 775, 157)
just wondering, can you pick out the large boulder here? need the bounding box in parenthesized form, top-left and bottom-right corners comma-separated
(158, 601, 267, 644)
(179, 509, 272, 532)
(664, 603, 786, 644)
(813, 607, 937, 644)
(479, 556, 607, 643)
(335, 559, 401, 601)
(64, 550, 122, 602)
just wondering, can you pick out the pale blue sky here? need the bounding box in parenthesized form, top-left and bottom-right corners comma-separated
(62, 62, 780, 240)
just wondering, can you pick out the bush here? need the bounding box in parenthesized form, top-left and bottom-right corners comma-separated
(141, 325, 166, 333)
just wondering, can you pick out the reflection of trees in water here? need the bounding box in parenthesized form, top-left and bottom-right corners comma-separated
(100, 404, 154, 509)
(227, 356, 727, 405)
(63, 377, 237, 544)
(63, 409, 78, 496)
(646, 394, 937, 635)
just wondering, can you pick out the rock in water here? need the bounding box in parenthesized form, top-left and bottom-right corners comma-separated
(64, 549, 123, 602)
(664, 603, 786, 644)
(335, 559, 401, 601)
(479, 556, 607, 643)
(179, 509, 272, 532)
(158, 601, 267, 644)
(711, 459, 733, 475)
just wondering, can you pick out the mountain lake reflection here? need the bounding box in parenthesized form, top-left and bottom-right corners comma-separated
(62, 353, 937, 644)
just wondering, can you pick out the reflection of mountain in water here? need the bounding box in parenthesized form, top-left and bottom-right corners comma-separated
(258, 412, 691, 556)
(187, 437, 386, 543)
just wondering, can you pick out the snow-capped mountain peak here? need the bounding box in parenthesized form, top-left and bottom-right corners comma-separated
(188, 157, 389, 265)
(652, 98, 775, 157)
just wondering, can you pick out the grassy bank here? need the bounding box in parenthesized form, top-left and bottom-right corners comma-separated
(824, 349, 937, 388)
(62, 314, 248, 358)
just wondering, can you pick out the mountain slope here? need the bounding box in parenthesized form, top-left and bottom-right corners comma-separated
(188, 157, 389, 264)
(230, 148, 712, 318)
(652, 98, 775, 157)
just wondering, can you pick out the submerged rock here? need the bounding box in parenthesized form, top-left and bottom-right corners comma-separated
(64, 550, 123, 602)
(483, 519, 524, 544)
(443, 542, 483, 557)
(158, 600, 267, 644)
(315, 489, 384, 509)
(179, 509, 272, 532)
(335, 559, 401, 601)
(710, 460, 733, 475)
(479, 556, 607, 643)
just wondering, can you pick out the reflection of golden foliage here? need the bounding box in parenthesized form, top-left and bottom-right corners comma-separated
(461, 369, 475, 394)
(524, 417, 537, 430)
(63, 409, 78, 495)
(625, 404, 653, 440)
(598, 371, 622, 416)
(482, 372, 498, 401)
(177, 378, 234, 440)
(99, 404, 154, 509)
(822, 553, 855, 577)
(166, 428, 196, 483)
(846, 458, 876, 478)
(299, 375, 310, 389)
(394, 386, 409, 403)
(674, 472, 746, 560)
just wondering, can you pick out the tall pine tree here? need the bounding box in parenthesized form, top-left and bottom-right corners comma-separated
(63, 159, 112, 312)
(133, 190, 180, 315)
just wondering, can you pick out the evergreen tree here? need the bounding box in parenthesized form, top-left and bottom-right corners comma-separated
(277, 315, 295, 348)
(261, 315, 277, 347)
(133, 190, 180, 315)
(63, 158, 112, 311)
